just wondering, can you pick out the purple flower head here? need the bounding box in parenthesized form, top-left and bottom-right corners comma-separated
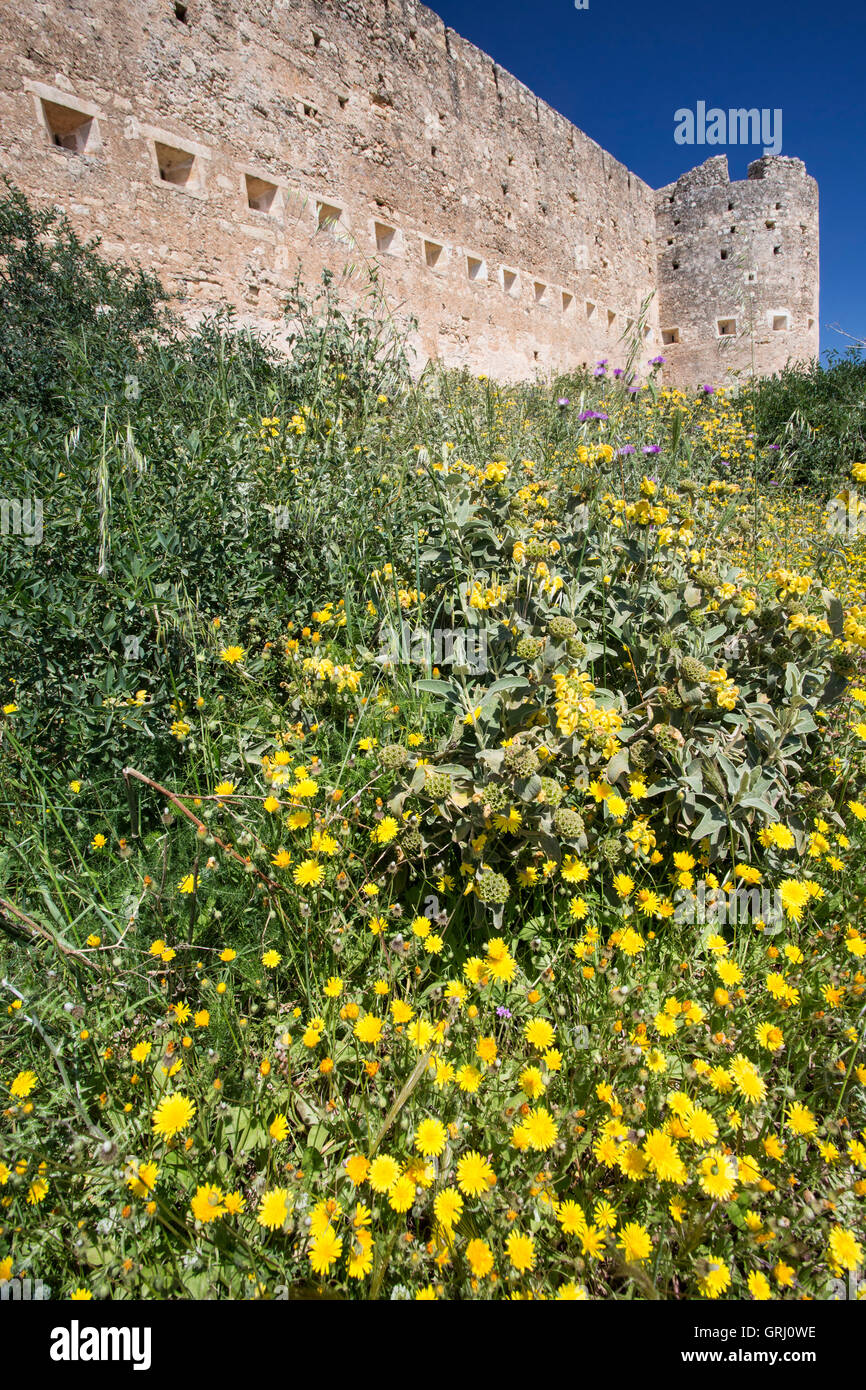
(627, 386, 639, 395)
(496, 1006, 512, 1019)
(642, 444, 661, 455)
(613, 367, 624, 378)
(649, 355, 666, 366)
(596, 359, 608, 367)
(768, 443, 781, 450)
(618, 444, 636, 456)
(702, 384, 715, 394)
(557, 396, 570, 407)
(578, 409, 609, 422)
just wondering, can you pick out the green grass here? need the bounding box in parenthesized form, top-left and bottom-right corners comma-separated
(1, 187, 865, 1302)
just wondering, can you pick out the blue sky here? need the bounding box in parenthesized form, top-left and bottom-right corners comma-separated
(431, 0, 866, 362)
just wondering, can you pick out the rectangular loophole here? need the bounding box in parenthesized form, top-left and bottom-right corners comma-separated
(423, 239, 443, 268)
(155, 141, 197, 187)
(772, 313, 789, 331)
(467, 256, 486, 282)
(317, 201, 343, 232)
(533, 281, 547, 303)
(717, 318, 737, 337)
(502, 268, 518, 296)
(661, 328, 680, 345)
(41, 99, 95, 154)
(245, 174, 278, 213)
(561, 291, 574, 313)
(374, 221, 397, 253)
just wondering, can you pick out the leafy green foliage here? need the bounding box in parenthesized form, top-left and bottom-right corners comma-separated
(0, 186, 417, 775)
(753, 349, 866, 487)
(2, 190, 866, 1303)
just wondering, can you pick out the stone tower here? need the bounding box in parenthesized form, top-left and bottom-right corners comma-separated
(655, 154, 819, 385)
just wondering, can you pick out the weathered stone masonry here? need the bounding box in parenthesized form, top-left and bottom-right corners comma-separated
(0, 0, 819, 385)
(656, 154, 819, 385)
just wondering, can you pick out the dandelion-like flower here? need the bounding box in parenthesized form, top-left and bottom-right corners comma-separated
(257, 1188, 290, 1231)
(151, 1092, 196, 1139)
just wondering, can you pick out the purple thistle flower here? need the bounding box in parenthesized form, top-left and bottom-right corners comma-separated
(649, 355, 666, 366)
(642, 444, 661, 454)
(702, 384, 715, 394)
(496, 1006, 512, 1019)
(618, 444, 636, 455)
(557, 396, 570, 407)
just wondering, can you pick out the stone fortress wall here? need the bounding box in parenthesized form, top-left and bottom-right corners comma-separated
(0, 0, 819, 385)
